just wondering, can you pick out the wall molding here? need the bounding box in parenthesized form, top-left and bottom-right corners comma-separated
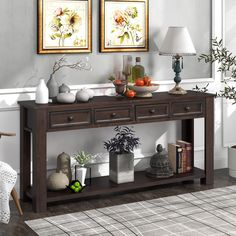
(0, 78, 215, 95)
(0, 77, 215, 111)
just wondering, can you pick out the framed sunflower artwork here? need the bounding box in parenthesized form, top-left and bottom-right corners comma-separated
(100, 0, 149, 52)
(38, 0, 92, 54)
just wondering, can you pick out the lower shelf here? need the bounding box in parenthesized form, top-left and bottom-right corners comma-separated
(26, 167, 205, 203)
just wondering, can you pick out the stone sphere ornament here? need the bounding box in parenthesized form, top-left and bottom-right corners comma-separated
(146, 144, 174, 178)
(47, 171, 69, 191)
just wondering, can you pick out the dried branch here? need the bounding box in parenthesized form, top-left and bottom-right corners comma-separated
(50, 55, 92, 79)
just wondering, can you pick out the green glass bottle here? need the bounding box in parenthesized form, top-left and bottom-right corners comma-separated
(132, 57, 145, 83)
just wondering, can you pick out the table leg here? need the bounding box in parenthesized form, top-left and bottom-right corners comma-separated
(20, 107, 31, 201)
(32, 111, 47, 212)
(201, 97, 214, 185)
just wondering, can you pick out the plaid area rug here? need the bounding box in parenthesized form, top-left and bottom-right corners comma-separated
(26, 185, 236, 236)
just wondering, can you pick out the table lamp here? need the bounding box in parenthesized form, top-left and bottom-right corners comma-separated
(159, 27, 196, 95)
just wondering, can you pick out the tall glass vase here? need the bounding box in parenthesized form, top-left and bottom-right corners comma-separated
(47, 75, 59, 103)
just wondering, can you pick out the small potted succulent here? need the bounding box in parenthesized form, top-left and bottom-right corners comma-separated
(104, 126, 140, 184)
(73, 151, 91, 186)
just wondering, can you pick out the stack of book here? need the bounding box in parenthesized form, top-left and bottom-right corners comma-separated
(168, 140, 193, 174)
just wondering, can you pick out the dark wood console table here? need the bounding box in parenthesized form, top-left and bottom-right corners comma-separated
(18, 91, 214, 212)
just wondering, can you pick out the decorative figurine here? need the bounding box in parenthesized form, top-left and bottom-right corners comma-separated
(146, 144, 174, 178)
(56, 152, 72, 181)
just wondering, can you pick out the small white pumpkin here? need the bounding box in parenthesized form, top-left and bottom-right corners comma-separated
(59, 83, 70, 93)
(47, 171, 69, 191)
(57, 93, 76, 103)
(84, 88, 94, 99)
(76, 89, 90, 102)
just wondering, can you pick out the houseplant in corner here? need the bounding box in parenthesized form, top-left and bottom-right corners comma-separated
(104, 126, 140, 184)
(73, 151, 91, 186)
(198, 38, 236, 177)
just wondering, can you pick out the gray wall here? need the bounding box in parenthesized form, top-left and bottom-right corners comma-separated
(0, 0, 211, 89)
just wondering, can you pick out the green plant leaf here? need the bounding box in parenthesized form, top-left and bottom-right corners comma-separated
(63, 33, 72, 39)
(50, 35, 56, 40)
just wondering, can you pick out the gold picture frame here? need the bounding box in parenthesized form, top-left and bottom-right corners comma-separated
(100, 0, 149, 53)
(38, 0, 92, 54)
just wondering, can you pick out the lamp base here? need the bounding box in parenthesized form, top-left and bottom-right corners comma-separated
(168, 84, 187, 95)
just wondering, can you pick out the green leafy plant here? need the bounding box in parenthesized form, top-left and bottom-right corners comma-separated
(193, 83, 209, 93)
(198, 38, 236, 103)
(104, 126, 140, 154)
(73, 151, 91, 166)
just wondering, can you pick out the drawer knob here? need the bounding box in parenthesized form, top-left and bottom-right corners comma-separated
(149, 109, 156, 114)
(111, 112, 117, 118)
(185, 106, 191, 111)
(68, 116, 74, 122)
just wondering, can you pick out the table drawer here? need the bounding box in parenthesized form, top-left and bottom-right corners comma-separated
(172, 101, 204, 116)
(136, 104, 169, 121)
(49, 110, 92, 129)
(94, 107, 133, 124)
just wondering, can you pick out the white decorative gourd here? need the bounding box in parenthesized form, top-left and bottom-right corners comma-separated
(84, 88, 94, 99)
(76, 89, 90, 102)
(56, 93, 76, 103)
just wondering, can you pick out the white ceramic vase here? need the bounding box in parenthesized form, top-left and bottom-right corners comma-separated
(228, 146, 236, 177)
(35, 79, 49, 104)
(76, 166, 87, 186)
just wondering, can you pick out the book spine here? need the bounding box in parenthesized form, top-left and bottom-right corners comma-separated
(176, 147, 182, 174)
(186, 144, 193, 172)
(176, 140, 193, 173)
(181, 147, 187, 173)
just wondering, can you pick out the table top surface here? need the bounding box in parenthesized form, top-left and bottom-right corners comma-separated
(18, 91, 215, 109)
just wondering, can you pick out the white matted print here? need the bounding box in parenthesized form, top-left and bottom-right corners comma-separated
(100, 0, 149, 52)
(38, 0, 92, 54)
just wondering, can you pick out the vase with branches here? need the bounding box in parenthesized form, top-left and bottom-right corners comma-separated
(104, 126, 140, 184)
(197, 38, 236, 103)
(47, 56, 91, 101)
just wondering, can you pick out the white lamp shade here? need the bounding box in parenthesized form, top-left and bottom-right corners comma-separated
(159, 27, 196, 56)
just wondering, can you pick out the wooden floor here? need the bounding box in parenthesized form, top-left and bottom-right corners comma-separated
(1, 169, 236, 236)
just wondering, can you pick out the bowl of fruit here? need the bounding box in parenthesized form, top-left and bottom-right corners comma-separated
(113, 79, 127, 95)
(67, 180, 84, 193)
(128, 76, 159, 98)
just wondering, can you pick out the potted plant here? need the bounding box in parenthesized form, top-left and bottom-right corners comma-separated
(198, 38, 236, 177)
(104, 126, 140, 184)
(73, 151, 91, 186)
